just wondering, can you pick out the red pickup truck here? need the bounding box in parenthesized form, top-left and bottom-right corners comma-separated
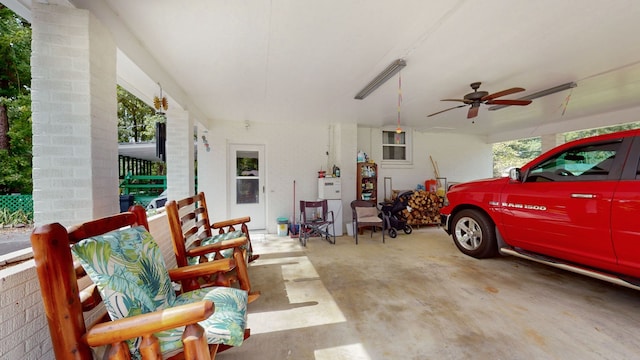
(440, 129, 640, 289)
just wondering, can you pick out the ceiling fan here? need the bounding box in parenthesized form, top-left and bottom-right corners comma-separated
(427, 82, 532, 119)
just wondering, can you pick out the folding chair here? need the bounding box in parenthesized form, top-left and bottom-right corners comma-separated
(299, 200, 336, 246)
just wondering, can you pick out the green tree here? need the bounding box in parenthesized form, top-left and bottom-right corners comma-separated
(0, 6, 165, 194)
(117, 85, 157, 143)
(0, 5, 32, 193)
(492, 137, 541, 177)
(564, 122, 640, 142)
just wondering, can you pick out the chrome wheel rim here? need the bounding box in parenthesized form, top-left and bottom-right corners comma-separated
(454, 216, 483, 251)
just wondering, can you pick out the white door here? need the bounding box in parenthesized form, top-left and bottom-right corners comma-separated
(229, 144, 265, 229)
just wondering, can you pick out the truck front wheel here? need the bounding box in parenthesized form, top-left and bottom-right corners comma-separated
(451, 209, 498, 259)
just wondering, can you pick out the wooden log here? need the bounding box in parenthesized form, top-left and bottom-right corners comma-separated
(402, 189, 443, 225)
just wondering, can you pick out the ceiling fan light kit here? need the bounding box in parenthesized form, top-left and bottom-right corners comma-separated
(354, 59, 406, 100)
(488, 81, 577, 111)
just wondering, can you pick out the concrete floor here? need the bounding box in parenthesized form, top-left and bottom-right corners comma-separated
(219, 227, 640, 360)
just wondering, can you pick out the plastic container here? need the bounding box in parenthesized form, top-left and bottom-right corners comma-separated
(277, 217, 289, 236)
(119, 194, 134, 212)
(425, 179, 437, 193)
(289, 223, 299, 235)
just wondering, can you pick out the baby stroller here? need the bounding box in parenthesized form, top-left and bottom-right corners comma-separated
(379, 190, 414, 238)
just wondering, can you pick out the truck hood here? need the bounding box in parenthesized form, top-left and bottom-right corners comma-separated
(449, 177, 509, 193)
(442, 176, 510, 214)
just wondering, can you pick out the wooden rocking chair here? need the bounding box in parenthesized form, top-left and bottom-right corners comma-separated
(166, 192, 260, 303)
(31, 205, 249, 360)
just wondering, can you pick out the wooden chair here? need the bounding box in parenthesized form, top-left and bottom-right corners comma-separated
(298, 200, 336, 246)
(350, 200, 386, 244)
(31, 205, 249, 360)
(166, 192, 260, 303)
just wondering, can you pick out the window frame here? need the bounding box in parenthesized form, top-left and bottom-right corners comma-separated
(381, 127, 412, 165)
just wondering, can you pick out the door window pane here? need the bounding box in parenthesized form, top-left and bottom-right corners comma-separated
(236, 151, 259, 176)
(236, 179, 259, 204)
(236, 151, 259, 204)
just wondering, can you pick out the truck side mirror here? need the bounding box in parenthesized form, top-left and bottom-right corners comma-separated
(509, 168, 522, 182)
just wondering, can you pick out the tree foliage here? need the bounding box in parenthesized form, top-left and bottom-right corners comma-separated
(117, 85, 157, 143)
(0, 5, 32, 193)
(0, 6, 164, 193)
(492, 137, 541, 177)
(564, 122, 640, 142)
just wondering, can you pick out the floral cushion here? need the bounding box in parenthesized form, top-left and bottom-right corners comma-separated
(72, 226, 247, 358)
(192, 230, 248, 264)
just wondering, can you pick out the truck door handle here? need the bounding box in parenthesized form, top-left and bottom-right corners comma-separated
(571, 193, 596, 199)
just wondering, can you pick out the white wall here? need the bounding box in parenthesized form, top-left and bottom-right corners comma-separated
(197, 120, 357, 233)
(196, 120, 490, 234)
(357, 127, 493, 195)
(165, 108, 195, 201)
(31, 3, 119, 227)
(0, 254, 45, 359)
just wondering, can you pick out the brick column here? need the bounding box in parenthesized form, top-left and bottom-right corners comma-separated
(31, 3, 118, 226)
(540, 133, 565, 153)
(165, 108, 195, 201)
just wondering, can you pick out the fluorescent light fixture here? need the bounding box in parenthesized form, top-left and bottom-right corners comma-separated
(354, 59, 406, 100)
(488, 81, 577, 111)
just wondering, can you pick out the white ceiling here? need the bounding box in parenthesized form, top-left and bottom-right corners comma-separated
(13, 0, 640, 142)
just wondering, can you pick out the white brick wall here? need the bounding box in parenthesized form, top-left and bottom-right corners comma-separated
(166, 109, 195, 201)
(88, 13, 119, 219)
(0, 260, 53, 359)
(31, 3, 117, 228)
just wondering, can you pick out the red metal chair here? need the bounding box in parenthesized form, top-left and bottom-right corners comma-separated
(298, 200, 336, 246)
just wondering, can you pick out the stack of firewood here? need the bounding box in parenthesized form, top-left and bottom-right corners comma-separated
(401, 190, 443, 226)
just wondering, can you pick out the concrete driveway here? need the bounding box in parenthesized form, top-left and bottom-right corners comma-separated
(0, 227, 32, 256)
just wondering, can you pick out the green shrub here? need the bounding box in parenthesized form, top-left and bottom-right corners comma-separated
(0, 208, 33, 227)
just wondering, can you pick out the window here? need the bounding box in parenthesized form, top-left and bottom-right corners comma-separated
(381, 127, 412, 164)
(526, 139, 622, 182)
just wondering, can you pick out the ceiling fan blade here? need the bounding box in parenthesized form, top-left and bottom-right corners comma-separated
(440, 98, 471, 104)
(481, 87, 525, 101)
(485, 99, 532, 106)
(427, 104, 467, 117)
(467, 106, 479, 119)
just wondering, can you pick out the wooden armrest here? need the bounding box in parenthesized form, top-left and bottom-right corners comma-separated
(185, 237, 247, 258)
(79, 284, 103, 311)
(211, 216, 251, 229)
(85, 300, 214, 347)
(168, 258, 236, 281)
